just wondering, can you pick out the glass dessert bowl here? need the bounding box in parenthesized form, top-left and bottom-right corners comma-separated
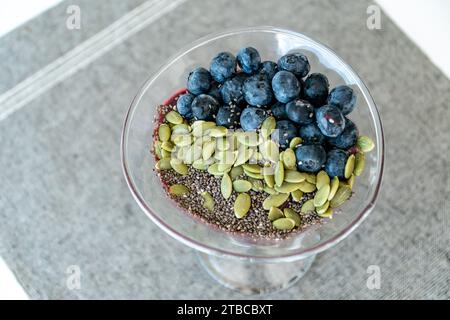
(121, 27, 384, 295)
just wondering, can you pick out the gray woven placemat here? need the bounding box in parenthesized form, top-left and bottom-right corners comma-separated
(0, 0, 448, 299)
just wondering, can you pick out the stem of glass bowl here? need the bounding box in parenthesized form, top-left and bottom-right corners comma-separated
(196, 252, 316, 295)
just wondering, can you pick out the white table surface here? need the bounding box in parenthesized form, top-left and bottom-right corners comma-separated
(0, 0, 448, 300)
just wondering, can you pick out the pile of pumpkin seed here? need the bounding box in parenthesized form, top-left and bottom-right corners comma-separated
(155, 109, 373, 232)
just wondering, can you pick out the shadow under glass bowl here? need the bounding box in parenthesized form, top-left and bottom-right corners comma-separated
(121, 26, 384, 294)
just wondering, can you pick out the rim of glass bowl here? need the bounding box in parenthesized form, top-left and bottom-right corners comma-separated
(121, 26, 385, 262)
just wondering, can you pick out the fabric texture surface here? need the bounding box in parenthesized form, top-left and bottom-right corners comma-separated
(0, 0, 448, 299)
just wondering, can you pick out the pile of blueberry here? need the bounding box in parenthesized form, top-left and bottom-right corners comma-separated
(176, 47, 359, 179)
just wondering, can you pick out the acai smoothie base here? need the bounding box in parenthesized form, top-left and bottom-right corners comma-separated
(151, 47, 375, 240)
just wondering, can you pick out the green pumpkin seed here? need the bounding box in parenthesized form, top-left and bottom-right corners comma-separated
(261, 116, 276, 139)
(202, 140, 216, 160)
(236, 132, 261, 147)
(263, 186, 279, 195)
(218, 163, 232, 172)
(314, 184, 331, 207)
(259, 140, 279, 163)
(250, 179, 264, 191)
(344, 154, 355, 179)
(220, 173, 232, 199)
(298, 181, 316, 193)
(347, 174, 355, 189)
(207, 163, 224, 176)
(291, 190, 303, 202)
(184, 145, 202, 164)
(161, 148, 172, 159)
(275, 182, 303, 193)
(161, 141, 175, 152)
(284, 170, 306, 183)
(155, 158, 172, 170)
(251, 151, 263, 162)
(193, 135, 205, 147)
(354, 152, 365, 176)
(170, 158, 188, 175)
(173, 134, 193, 147)
(282, 148, 296, 170)
(158, 124, 171, 142)
(318, 207, 333, 218)
(242, 163, 262, 174)
(273, 218, 295, 230)
(268, 207, 284, 221)
(191, 120, 205, 128)
(192, 121, 216, 137)
(316, 170, 330, 189)
(305, 173, 316, 184)
(165, 110, 183, 124)
(300, 199, 316, 214)
(274, 161, 284, 187)
(234, 145, 253, 166)
(201, 192, 214, 211)
(330, 185, 352, 208)
(243, 169, 264, 180)
(207, 126, 228, 138)
(328, 176, 340, 200)
(232, 180, 252, 192)
(169, 184, 189, 196)
(176, 146, 187, 161)
(216, 150, 237, 165)
(283, 208, 301, 226)
(357, 135, 375, 153)
(263, 193, 289, 210)
(316, 201, 330, 214)
(234, 193, 251, 218)
(154, 140, 162, 159)
(216, 137, 230, 151)
(264, 174, 275, 188)
(289, 137, 302, 149)
(230, 166, 243, 180)
(171, 123, 191, 135)
(192, 159, 208, 170)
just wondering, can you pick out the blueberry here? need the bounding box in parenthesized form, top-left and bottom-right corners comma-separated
(285, 99, 315, 125)
(316, 105, 346, 137)
(210, 52, 236, 83)
(216, 105, 242, 129)
(272, 71, 301, 103)
(258, 61, 278, 80)
(327, 85, 357, 115)
(272, 120, 297, 149)
(327, 118, 358, 149)
(187, 67, 212, 95)
(207, 83, 222, 103)
(295, 144, 326, 173)
(271, 102, 288, 120)
(325, 149, 348, 178)
(240, 106, 267, 131)
(176, 93, 195, 119)
(303, 73, 329, 107)
(277, 52, 310, 78)
(243, 74, 273, 106)
(220, 76, 245, 106)
(237, 47, 261, 74)
(299, 123, 325, 145)
(191, 94, 220, 120)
